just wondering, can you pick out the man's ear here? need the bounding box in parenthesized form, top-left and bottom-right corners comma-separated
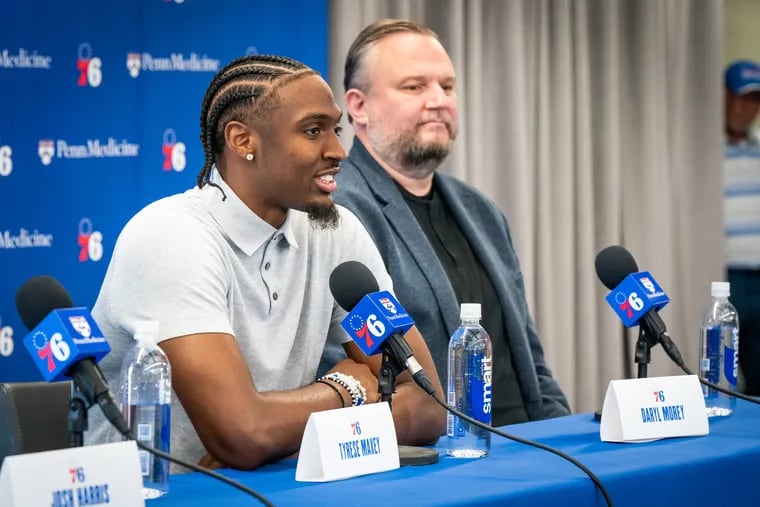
(224, 121, 258, 160)
(345, 88, 368, 127)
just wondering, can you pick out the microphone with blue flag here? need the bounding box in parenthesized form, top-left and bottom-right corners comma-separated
(340, 291, 414, 356)
(24, 307, 110, 382)
(330, 261, 435, 396)
(604, 271, 670, 328)
(595, 245, 686, 369)
(15, 275, 129, 436)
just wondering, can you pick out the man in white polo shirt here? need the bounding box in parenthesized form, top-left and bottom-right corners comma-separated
(724, 59, 760, 396)
(86, 54, 445, 469)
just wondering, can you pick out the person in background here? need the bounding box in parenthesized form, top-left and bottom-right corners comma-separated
(86, 54, 445, 469)
(327, 19, 570, 426)
(723, 59, 760, 396)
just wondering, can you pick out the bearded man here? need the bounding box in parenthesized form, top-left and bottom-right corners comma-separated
(330, 19, 570, 426)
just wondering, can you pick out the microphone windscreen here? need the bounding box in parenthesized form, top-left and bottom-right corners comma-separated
(595, 245, 639, 289)
(15, 275, 74, 330)
(329, 261, 379, 311)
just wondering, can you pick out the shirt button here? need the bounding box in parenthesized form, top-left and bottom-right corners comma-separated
(264, 262, 271, 270)
(272, 292, 278, 301)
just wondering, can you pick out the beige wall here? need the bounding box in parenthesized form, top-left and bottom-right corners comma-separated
(725, 0, 760, 64)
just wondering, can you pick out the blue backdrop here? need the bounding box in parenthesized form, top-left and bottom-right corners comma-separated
(0, 0, 328, 381)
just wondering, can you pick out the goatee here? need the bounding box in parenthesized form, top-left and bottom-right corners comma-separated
(401, 143, 450, 177)
(305, 202, 341, 230)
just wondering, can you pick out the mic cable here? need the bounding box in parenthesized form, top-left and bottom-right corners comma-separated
(107, 419, 275, 506)
(425, 391, 614, 507)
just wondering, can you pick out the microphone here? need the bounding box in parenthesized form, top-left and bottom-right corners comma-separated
(594, 246, 685, 368)
(15, 275, 129, 436)
(329, 261, 435, 396)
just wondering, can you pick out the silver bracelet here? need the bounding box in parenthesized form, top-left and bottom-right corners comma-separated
(319, 372, 367, 406)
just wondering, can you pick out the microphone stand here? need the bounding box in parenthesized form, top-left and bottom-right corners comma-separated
(598, 326, 658, 420)
(68, 386, 90, 447)
(378, 349, 404, 408)
(378, 342, 439, 466)
(634, 327, 658, 379)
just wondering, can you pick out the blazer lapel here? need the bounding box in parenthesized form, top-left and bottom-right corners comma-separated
(349, 144, 459, 326)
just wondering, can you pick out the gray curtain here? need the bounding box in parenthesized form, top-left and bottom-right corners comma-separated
(328, 0, 724, 412)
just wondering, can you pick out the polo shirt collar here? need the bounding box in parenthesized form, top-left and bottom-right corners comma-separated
(200, 167, 299, 256)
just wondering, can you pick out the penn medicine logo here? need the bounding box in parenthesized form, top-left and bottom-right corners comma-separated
(162, 129, 186, 171)
(0, 228, 53, 249)
(0, 142, 12, 176)
(126, 51, 221, 78)
(77, 43, 102, 87)
(38, 137, 140, 165)
(78, 218, 103, 262)
(38, 139, 54, 165)
(639, 277, 656, 294)
(69, 316, 91, 338)
(379, 297, 397, 314)
(0, 316, 13, 358)
(0, 48, 52, 69)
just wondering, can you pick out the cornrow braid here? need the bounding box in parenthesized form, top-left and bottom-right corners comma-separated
(197, 54, 316, 192)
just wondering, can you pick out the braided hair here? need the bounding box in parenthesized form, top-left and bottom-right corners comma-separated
(197, 54, 316, 192)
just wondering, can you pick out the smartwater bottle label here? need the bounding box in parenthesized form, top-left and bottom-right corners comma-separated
(468, 354, 493, 424)
(705, 326, 721, 384)
(724, 344, 738, 386)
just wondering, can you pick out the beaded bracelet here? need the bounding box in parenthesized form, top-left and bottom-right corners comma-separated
(318, 372, 367, 406)
(317, 379, 346, 408)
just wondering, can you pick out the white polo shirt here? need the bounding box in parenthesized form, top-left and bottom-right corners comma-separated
(87, 168, 392, 466)
(725, 132, 760, 268)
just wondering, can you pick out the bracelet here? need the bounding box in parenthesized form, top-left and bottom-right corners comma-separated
(317, 379, 346, 408)
(318, 372, 367, 406)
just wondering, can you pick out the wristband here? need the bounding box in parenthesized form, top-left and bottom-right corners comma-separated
(318, 372, 367, 406)
(317, 379, 346, 408)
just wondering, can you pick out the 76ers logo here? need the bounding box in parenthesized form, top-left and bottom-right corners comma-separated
(614, 291, 644, 319)
(162, 129, 186, 172)
(347, 313, 386, 348)
(31, 331, 70, 373)
(0, 317, 13, 357)
(78, 218, 103, 262)
(77, 43, 102, 87)
(0, 144, 12, 177)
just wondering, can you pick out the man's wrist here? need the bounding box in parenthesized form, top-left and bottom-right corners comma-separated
(318, 372, 367, 406)
(316, 378, 348, 408)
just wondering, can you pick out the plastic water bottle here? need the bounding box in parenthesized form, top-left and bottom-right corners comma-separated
(119, 321, 172, 499)
(698, 281, 740, 417)
(447, 303, 493, 458)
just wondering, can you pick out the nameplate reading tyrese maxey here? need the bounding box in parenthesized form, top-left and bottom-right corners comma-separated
(0, 440, 144, 507)
(296, 402, 399, 482)
(600, 374, 708, 443)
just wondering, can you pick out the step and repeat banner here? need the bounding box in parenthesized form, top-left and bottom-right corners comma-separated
(0, 0, 328, 380)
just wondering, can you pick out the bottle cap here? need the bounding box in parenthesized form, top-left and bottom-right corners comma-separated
(460, 303, 481, 320)
(134, 320, 160, 344)
(710, 281, 730, 298)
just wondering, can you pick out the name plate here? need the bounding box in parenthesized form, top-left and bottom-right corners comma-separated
(600, 374, 708, 443)
(0, 441, 144, 507)
(296, 402, 399, 482)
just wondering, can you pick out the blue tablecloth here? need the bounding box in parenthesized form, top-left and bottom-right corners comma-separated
(153, 399, 760, 507)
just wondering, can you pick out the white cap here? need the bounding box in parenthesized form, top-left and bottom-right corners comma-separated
(711, 281, 730, 298)
(460, 303, 481, 320)
(134, 320, 160, 344)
